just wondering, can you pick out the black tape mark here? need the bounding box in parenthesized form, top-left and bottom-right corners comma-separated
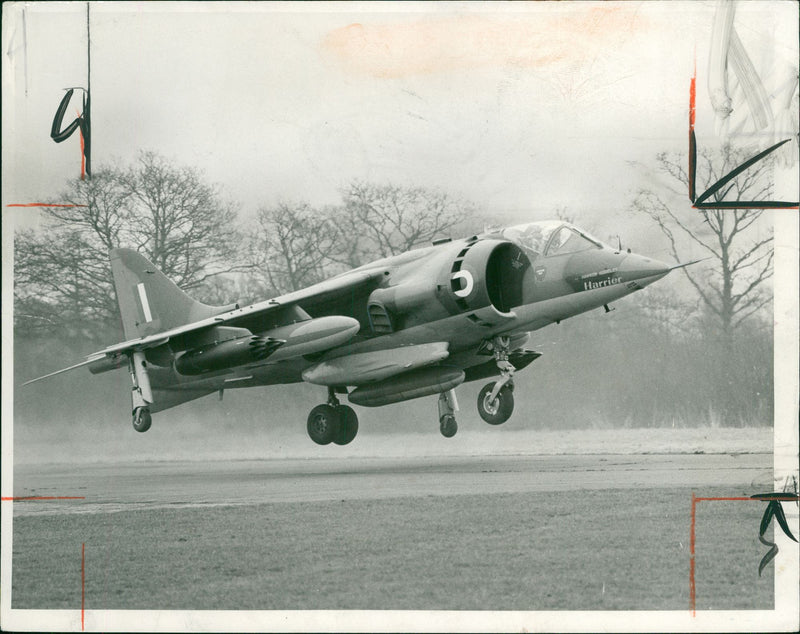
(751, 493, 799, 576)
(50, 88, 91, 178)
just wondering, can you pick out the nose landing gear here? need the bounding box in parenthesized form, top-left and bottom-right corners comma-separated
(477, 336, 516, 425)
(307, 388, 359, 446)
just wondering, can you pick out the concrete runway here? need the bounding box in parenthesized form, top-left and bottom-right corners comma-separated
(11, 452, 771, 517)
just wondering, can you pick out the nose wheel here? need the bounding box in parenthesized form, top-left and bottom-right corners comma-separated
(307, 389, 359, 445)
(477, 383, 514, 425)
(477, 335, 516, 425)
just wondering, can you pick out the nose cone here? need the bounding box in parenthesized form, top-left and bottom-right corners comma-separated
(618, 253, 671, 288)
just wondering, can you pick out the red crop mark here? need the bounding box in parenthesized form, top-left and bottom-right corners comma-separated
(1, 496, 85, 501)
(6, 203, 88, 208)
(81, 542, 85, 631)
(689, 494, 776, 616)
(79, 128, 86, 181)
(75, 107, 86, 181)
(689, 62, 696, 130)
(689, 492, 696, 615)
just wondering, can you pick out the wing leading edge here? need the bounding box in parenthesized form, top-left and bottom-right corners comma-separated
(23, 249, 386, 385)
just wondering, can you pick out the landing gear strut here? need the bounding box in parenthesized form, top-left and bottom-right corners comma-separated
(477, 336, 516, 425)
(438, 389, 458, 438)
(307, 388, 359, 446)
(129, 351, 154, 432)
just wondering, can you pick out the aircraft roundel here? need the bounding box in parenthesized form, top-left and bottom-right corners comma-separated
(451, 270, 474, 298)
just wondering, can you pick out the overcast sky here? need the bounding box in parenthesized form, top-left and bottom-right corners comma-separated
(2, 1, 798, 248)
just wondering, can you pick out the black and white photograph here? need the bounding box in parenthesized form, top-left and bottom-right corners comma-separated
(2, 1, 798, 632)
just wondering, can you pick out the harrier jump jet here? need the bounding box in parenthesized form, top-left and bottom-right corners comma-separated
(26, 221, 673, 444)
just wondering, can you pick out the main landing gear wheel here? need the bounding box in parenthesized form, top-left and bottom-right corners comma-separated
(308, 388, 360, 446)
(132, 407, 152, 433)
(439, 414, 458, 438)
(333, 405, 359, 446)
(307, 404, 340, 445)
(477, 383, 514, 425)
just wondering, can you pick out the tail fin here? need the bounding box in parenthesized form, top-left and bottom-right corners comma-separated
(110, 248, 235, 340)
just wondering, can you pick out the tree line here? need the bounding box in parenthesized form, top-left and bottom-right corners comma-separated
(13, 149, 775, 427)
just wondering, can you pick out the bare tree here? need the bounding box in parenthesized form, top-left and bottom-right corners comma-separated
(334, 182, 471, 267)
(44, 168, 131, 250)
(631, 148, 774, 341)
(250, 202, 340, 293)
(118, 151, 247, 290)
(627, 285, 704, 338)
(245, 184, 477, 297)
(14, 152, 248, 339)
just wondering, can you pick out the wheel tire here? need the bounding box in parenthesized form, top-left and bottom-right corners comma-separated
(132, 407, 152, 433)
(439, 414, 458, 438)
(333, 405, 359, 445)
(307, 404, 340, 445)
(477, 383, 514, 425)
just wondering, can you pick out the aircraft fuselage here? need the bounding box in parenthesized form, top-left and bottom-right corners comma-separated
(149, 222, 669, 400)
(28, 220, 671, 440)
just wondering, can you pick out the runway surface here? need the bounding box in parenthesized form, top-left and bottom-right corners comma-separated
(10, 445, 784, 616)
(11, 452, 771, 517)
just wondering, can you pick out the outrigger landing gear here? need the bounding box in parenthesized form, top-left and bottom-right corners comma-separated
(438, 389, 458, 438)
(129, 351, 154, 433)
(307, 387, 359, 446)
(477, 336, 516, 425)
(132, 406, 152, 433)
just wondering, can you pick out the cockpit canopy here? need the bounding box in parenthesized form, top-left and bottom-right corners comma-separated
(499, 221, 605, 260)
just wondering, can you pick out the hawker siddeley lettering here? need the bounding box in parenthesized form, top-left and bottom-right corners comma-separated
(580, 267, 619, 279)
(25, 220, 687, 446)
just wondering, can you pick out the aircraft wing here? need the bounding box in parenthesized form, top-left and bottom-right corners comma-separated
(101, 267, 385, 355)
(23, 268, 385, 385)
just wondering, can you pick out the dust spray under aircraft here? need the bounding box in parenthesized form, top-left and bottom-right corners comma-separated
(27, 220, 677, 444)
